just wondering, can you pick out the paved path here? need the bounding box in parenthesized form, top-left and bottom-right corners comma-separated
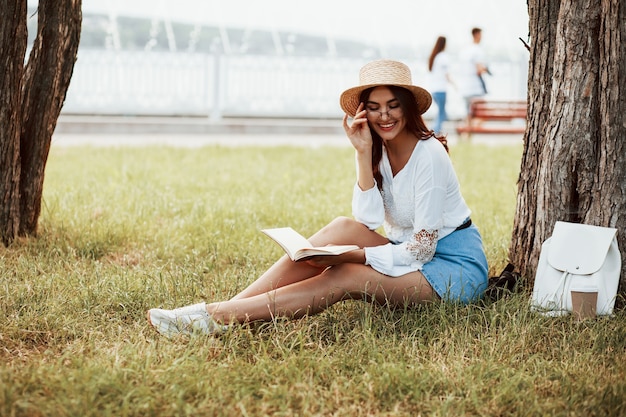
(51, 133, 351, 148)
(52, 115, 523, 148)
(52, 132, 522, 148)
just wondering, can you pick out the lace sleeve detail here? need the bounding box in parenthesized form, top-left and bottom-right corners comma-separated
(406, 229, 438, 263)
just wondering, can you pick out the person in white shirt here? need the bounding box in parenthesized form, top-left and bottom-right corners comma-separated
(146, 60, 489, 339)
(428, 36, 455, 135)
(458, 28, 489, 114)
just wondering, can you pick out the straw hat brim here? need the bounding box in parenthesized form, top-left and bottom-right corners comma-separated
(340, 83, 432, 117)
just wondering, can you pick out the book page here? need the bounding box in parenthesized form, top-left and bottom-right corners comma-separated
(262, 227, 359, 261)
(261, 227, 312, 259)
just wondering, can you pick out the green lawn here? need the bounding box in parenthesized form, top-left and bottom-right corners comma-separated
(1, 141, 624, 416)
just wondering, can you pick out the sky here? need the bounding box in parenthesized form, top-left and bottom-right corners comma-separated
(79, 0, 530, 57)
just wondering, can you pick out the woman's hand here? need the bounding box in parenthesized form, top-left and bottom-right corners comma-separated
(343, 103, 372, 154)
(344, 103, 376, 191)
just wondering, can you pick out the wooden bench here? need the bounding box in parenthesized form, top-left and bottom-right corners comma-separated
(456, 99, 527, 135)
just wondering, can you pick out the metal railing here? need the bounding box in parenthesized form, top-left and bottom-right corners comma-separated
(63, 50, 528, 120)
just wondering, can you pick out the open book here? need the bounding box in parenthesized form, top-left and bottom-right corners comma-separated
(261, 227, 359, 261)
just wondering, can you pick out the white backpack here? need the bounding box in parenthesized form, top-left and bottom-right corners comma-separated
(531, 221, 621, 316)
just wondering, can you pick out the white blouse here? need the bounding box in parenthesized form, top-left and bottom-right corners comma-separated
(352, 137, 471, 277)
(429, 52, 451, 93)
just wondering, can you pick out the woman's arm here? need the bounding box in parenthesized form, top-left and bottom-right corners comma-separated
(343, 104, 374, 191)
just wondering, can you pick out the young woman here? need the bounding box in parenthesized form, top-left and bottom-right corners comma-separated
(428, 36, 455, 135)
(147, 59, 488, 338)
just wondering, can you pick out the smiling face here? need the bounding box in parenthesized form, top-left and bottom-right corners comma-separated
(364, 86, 407, 141)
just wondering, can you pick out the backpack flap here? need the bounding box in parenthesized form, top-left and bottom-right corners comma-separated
(547, 221, 618, 275)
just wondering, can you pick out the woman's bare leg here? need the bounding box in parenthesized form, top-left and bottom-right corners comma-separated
(147, 223, 436, 338)
(231, 217, 388, 300)
(210, 262, 436, 324)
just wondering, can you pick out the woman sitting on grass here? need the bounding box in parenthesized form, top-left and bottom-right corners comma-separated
(147, 59, 489, 338)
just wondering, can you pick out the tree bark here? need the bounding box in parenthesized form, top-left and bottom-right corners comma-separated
(0, 0, 81, 245)
(511, 0, 626, 296)
(0, 0, 27, 244)
(19, 0, 82, 235)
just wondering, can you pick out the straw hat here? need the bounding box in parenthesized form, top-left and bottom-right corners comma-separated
(339, 59, 432, 117)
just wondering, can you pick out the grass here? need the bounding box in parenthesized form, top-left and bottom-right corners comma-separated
(1, 141, 625, 416)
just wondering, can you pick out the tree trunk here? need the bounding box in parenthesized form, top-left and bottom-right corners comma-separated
(19, 0, 82, 235)
(0, 0, 81, 245)
(510, 0, 626, 297)
(0, 0, 27, 244)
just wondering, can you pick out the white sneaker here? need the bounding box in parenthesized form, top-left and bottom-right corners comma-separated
(147, 302, 227, 339)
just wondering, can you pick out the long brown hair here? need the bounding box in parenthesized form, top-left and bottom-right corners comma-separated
(428, 36, 446, 72)
(359, 86, 448, 189)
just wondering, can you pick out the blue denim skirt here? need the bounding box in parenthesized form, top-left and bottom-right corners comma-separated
(422, 224, 489, 304)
